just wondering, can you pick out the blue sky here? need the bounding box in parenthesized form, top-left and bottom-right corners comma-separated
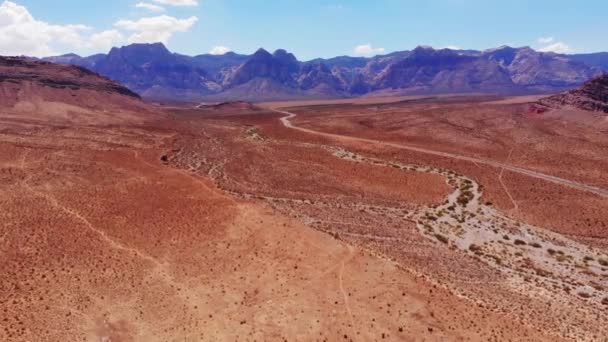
(2, 0, 607, 59)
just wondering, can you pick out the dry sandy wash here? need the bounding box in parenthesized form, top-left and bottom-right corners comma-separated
(1, 93, 607, 341)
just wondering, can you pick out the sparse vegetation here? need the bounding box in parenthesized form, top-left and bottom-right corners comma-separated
(469, 244, 482, 253)
(590, 282, 604, 291)
(555, 254, 568, 262)
(488, 254, 503, 265)
(434, 234, 449, 244)
(514, 239, 526, 246)
(457, 190, 474, 206)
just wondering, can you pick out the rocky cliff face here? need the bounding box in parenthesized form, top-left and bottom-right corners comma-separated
(373, 47, 516, 93)
(539, 74, 608, 113)
(93, 43, 221, 100)
(298, 62, 344, 91)
(503, 47, 599, 90)
(222, 48, 300, 88)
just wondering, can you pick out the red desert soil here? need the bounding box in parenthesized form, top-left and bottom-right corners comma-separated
(164, 98, 608, 340)
(0, 121, 550, 342)
(0, 59, 562, 341)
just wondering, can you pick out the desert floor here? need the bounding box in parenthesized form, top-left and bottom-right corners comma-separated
(1, 96, 607, 341)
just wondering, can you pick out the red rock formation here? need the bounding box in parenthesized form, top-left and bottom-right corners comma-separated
(539, 74, 608, 113)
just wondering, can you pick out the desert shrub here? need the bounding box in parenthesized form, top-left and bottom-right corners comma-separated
(502, 235, 510, 240)
(534, 267, 551, 277)
(530, 242, 542, 248)
(577, 292, 592, 299)
(468, 244, 482, 253)
(457, 190, 474, 206)
(514, 239, 527, 246)
(488, 254, 502, 265)
(598, 258, 608, 267)
(434, 234, 449, 244)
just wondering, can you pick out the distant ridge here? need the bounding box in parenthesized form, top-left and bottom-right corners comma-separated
(38, 43, 608, 102)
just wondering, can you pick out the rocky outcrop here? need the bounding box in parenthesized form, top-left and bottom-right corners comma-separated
(539, 74, 608, 113)
(0, 57, 140, 99)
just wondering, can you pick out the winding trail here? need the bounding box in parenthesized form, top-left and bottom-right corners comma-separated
(498, 148, 519, 212)
(275, 109, 608, 199)
(18, 150, 210, 304)
(338, 246, 357, 339)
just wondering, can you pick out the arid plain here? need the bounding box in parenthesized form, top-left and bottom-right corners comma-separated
(2, 90, 608, 341)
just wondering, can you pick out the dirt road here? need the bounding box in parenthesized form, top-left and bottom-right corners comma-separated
(275, 109, 608, 199)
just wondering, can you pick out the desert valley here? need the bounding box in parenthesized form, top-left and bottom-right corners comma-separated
(1, 1, 608, 341)
(0, 51, 607, 341)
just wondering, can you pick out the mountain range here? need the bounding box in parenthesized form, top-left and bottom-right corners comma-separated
(39, 43, 608, 102)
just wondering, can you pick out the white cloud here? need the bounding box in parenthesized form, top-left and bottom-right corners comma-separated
(537, 37, 554, 44)
(152, 0, 198, 6)
(115, 15, 198, 44)
(136, 2, 165, 12)
(0, 1, 198, 56)
(0, 0, 93, 56)
(443, 45, 461, 50)
(539, 42, 572, 54)
(354, 44, 385, 56)
(210, 46, 230, 55)
(88, 29, 125, 50)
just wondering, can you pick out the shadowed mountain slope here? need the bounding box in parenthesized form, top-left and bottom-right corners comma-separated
(40, 43, 608, 101)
